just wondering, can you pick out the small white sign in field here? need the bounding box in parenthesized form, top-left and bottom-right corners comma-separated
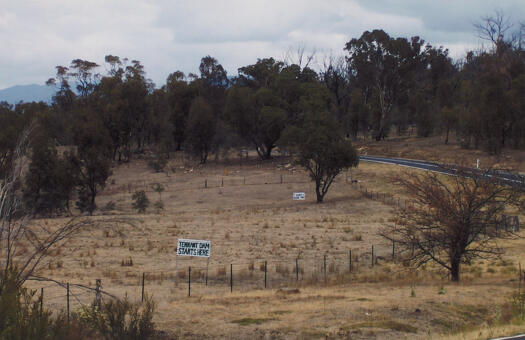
(177, 239, 211, 257)
(293, 192, 306, 200)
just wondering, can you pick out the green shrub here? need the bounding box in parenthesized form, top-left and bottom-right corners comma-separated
(132, 190, 149, 213)
(1, 267, 156, 340)
(103, 201, 117, 211)
(153, 200, 164, 213)
(0, 267, 91, 340)
(80, 295, 155, 340)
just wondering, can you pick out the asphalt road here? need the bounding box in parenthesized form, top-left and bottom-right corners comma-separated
(359, 155, 525, 188)
(490, 335, 525, 340)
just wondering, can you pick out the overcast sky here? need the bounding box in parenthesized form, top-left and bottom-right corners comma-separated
(1, 0, 525, 89)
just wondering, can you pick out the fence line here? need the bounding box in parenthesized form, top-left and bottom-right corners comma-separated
(29, 240, 402, 315)
(103, 173, 317, 197)
(351, 180, 520, 232)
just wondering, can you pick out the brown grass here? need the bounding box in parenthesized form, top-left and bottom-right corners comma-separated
(23, 150, 525, 339)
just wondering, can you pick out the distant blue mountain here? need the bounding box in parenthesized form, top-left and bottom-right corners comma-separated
(0, 84, 56, 105)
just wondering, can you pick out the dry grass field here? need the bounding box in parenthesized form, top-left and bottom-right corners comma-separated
(22, 149, 525, 339)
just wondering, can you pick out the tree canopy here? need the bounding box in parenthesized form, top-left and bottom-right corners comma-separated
(2, 11, 525, 215)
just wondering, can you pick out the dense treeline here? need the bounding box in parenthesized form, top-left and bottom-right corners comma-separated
(1, 13, 525, 214)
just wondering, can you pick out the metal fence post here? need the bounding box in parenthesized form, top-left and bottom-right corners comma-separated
(40, 287, 43, 318)
(296, 258, 299, 281)
(206, 257, 209, 286)
(264, 261, 267, 288)
(66, 283, 70, 323)
(371, 245, 375, 267)
(142, 273, 145, 302)
(349, 250, 352, 273)
(324, 255, 327, 284)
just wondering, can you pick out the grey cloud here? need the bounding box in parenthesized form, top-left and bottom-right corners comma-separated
(1, 0, 523, 89)
(355, 0, 525, 33)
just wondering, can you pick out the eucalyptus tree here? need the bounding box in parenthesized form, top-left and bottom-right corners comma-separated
(345, 30, 427, 140)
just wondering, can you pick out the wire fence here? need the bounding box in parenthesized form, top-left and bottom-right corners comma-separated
(103, 172, 314, 197)
(28, 241, 398, 319)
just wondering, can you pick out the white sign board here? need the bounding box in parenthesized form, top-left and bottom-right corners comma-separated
(293, 192, 306, 200)
(177, 239, 211, 257)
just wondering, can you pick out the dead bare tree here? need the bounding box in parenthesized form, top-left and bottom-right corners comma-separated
(0, 127, 135, 289)
(381, 167, 521, 282)
(474, 10, 513, 47)
(518, 22, 525, 50)
(283, 43, 317, 69)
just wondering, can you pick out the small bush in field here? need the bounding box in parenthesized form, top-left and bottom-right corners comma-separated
(103, 201, 116, 211)
(1, 267, 156, 339)
(0, 267, 92, 339)
(153, 200, 164, 213)
(132, 190, 149, 213)
(79, 295, 156, 340)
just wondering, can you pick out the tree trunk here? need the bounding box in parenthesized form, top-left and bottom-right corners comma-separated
(89, 186, 97, 216)
(315, 180, 324, 203)
(450, 257, 460, 282)
(445, 126, 450, 145)
(264, 145, 273, 159)
(201, 146, 208, 164)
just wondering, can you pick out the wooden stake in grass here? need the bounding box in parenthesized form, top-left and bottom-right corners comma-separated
(230, 264, 233, 293)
